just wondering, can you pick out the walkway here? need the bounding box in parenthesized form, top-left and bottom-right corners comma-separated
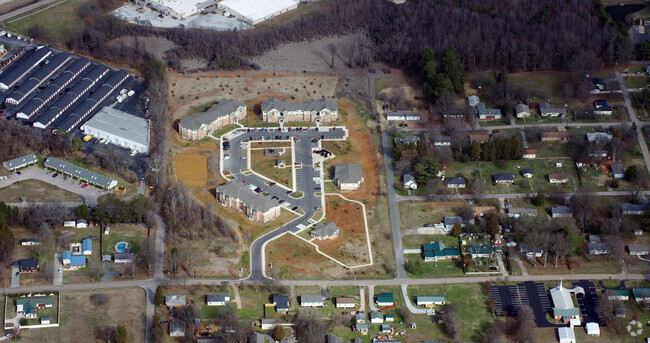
(53, 252, 62, 285)
(367, 285, 377, 312)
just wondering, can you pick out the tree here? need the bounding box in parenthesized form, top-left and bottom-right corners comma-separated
(442, 45, 466, 93)
(515, 306, 537, 343)
(414, 155, 440, 184)
(625, 165, 645, 186)
(154, 286, 164, 306)
(113, 325, 127, 343)
(90, 293, 110, 306)
(460, 255, 473, 272)
(76, 204, 89, 219)
(94, 325, 115, 342)
(451, 223, 462, 237)
(486, 214, 500, 235)
(273, 327, 288, 341)
(531, 193, 546, 207)
(295, 309, 326, 343)
(405, 257, 423, 275)
(0, 212, 14, 264)
(440, 303, 460, 340)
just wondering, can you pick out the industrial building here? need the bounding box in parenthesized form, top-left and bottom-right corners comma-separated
(81, 107, 150, 153)
(218, 0, 298, 24)
(5, 53, 72, 105)
(43, 157, 117, 189)
(148, 0, 215, 18)
(0, 47, 52, 90)
(16, 58, 91, 120)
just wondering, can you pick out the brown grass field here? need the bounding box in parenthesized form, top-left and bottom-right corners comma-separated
(265, 234, 348, 279)
(175, 153, 208, 186)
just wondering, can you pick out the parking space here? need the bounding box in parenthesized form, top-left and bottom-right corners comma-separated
(491, 281, 562, 328)
(573, 280, 607, 326)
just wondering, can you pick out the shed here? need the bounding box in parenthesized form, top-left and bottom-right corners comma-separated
(558, 327, 576, 343)
(586, 322, 600, 336)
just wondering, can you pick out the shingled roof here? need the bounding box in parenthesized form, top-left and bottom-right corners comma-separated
(179, 99, 245, 131)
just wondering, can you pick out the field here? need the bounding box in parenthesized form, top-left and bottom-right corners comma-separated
(250, 146, 293, 188)
(312, 195, 371, 267)
(0, 179, 84, 203)
(17, 288, 145, 343)
(398, 201, 464, 230)
(265, 233, 348, 279)
(5, 0, 93, 38)
(174, 153, 208, 187)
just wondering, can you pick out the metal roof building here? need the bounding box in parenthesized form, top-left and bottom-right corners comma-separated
(3, 153, 37, 171)
(16, 58, 91, 120)
(32, 65, 110, 129)
(5, 53, 72, 105)
(0, 47, 52, 90)
(44, 157, 117, 189)
(57, 70, 130, 133)
(218, 0, 298, 24)
(81, 107, 150, 153)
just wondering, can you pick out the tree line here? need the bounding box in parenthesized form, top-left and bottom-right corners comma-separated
(391, 137, 441, 184)
(470, 137, 524, 161)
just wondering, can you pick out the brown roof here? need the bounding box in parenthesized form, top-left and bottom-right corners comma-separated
(472, 206, 496, 216)
(336, 297, 356, 304)
(523, 149, 536, 154)
(468, 132, 490, 143)
(541, 131, 569, 138)
(549, 173, 568, 180)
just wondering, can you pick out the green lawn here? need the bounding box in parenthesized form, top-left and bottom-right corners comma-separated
(526, 141, 571, 158)
(625, 76, 648, 90)
(402, 234, 458, 250)
(397, 201, 464, 230)
(6, 0, 91, 38)
(101, 225, 147, 256)
(250, 149, 293, 188)
(406, 255, 465, 278)
(0, 179, 84, 203)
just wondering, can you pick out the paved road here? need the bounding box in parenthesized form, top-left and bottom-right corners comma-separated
(6, 201, 84, 208)
(10, 266, 19, 287)
(616, 71, 650, 175)
(381, 132, 407, 279)
(53, 253, 62, 285)
(396, 190, 650, 202)
(401, 120, 636, 133)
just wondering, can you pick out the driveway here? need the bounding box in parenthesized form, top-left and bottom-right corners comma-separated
(53, 253, 63, 285)
(10, 267, 19, 287)
(401, 284, 428, 314)
(0, 166, 105, 206)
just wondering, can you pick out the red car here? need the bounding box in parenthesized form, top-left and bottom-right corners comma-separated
(81, 183, 88, 188)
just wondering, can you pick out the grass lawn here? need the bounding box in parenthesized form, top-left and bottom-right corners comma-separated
(0, 179, 83, 203)
(397, 201, 464, 230)
(250, 148, 293, 188)
(237, 286, 275, 320)
(6, 0, 92, 39)
(328, 286, 359, 299)
(405, 254, 465, 278)
(402, 234, 458, 250)
(11, 227, 55, 286)
(516, 115, 564, 125)
(101, 225, 147, 256)
(524, 255, 621, 275)
(625, 76, 648, 90)
(445, 160, 532, 194)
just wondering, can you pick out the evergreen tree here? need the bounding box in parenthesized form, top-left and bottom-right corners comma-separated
(470, 142, 482, 160)
(442, 45, 466, 93)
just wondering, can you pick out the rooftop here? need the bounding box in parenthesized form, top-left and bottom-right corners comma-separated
(82, 107, 150, 150)
(216, 182, 280, 213)
(179, 99, 244, 131)
(261, 97, 336, 113)
(334, 163, 363, 184)
(44, 157, 116, 189)
(310, 222, 340, 239)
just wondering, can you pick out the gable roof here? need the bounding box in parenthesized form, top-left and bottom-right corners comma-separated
(165, 295, 187, 306)
(179, 99, 245, 131)
(494, 173, 514, 182)
(549, 172, 568, 180)
(446, 177, 465, 185)
(515, 103, 529, 113)
(376, 293, 394, 303)
(44, 157, 116, 189)
(539, 102, 567, 115)
(207, 294, 230, 302)
(632, 287, 650, 299)
(551, 206, 573, 216)
(521, 168, 533, 175)
(262, 97, 337, 113)
(541, 131, 569, 138)
(611, 163, 625, 175)
(216, 182, 279, 213)
(82, 238, 92, 252)
(310, 222, 340, 238)
(404, 172, 416, 184)
(628, 244, 649, 254)
(334, 163, 363, 184)
(18, 257, 39, 269)
(301, 295, 324, 303)
(416, 295, 446, 303)
(621, 202, 649, 213)
(423, 242, 459, 258)
(3, 153, 37, 170)
(272, 293, 289, 309)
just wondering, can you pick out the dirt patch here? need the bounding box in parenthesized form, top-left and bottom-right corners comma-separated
(313, 195, 370, 267)
(107, 36, 178, 62)
(175, 153, 208, 187)
(266, 233, 348, 279)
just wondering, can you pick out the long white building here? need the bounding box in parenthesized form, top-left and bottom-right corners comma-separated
(81, 107, 150, 153)
(218, 0, 298, 24)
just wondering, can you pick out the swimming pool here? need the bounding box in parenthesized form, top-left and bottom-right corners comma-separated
(115, 242, 129, 252)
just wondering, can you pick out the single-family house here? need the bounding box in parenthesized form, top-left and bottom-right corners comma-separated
(632, 288, 650, 303)
(63, 220, 76, 228)
(634, 228, 644, 235)
(82, 238, 92, 255)
(165, 295, 187, 308)
(404, 172, 417, 190)
(520, 245, 543, 259)
(468, 95, 480, 107)
(355, 312, 366, 323)
(470, 244, 494, 259)
(540, 131, 569, 142)
(594, 101, 613, 115)
(523, 149, 536, 159)
(261, 318, 275, 330)
(507, 207, 537, 218)
(548, 173, 568, 184)
(206, 294, 231, 306)
(61, 251, 85, 269)
(588, 242, 609, 256)
(423, 242, 460, 262)
(381, 324, 392, 333)
(300, 295, 324, 307)
(385, 314, 394, 322)
(611, 163, 626, 179)
(370, 311, 384, 323)
(539, 102, 567, 117)
(558, 327, 576, 343)
(628, 244, 649, 256)
(16, 257, 39, 272)
(521, 169, 534, 178)
(394, 135, 421, 145)
(586, 322, 600, 337)
(605, 289, 629, 301)
(272, 293, 290, 313)
(493, 173, 514, 184)
(477, 103, 502, 120)
(586, 132, 613, 143)
(334, 163, 364, 191)
(551, 206, 573, 218)
(416, 296, 446, 307)
(591, 78, 605, 93)
(169, 320, 185, 337)
(335, 297, 356, 308)
(310, 222, 340, 240)
(20, 238, 40, 246)
(516, 103, 530, 118)
(113, 252, 134, 264)
(16, 296, 52, 318)
(376, 293, 394, 307)
(355, 323, 369, 335)
(446, 177, 466, 188)
(386, 110, 420, 121)
(443, 216, 464, 231)
(621, 202, 649, 215)
(40, 316, 50, 325)
(76, 219, 87, 228)
(326, 335, 343, 343)
(505, 236, 518, 247)
(433, 136, 451, 147)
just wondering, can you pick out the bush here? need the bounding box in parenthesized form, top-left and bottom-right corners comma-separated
(90, 293, 110, 306)
(406, 257, 423, 274)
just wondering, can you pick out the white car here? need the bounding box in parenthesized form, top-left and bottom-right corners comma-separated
(130, 150, 137, 157)
(223, 154, 230, 160)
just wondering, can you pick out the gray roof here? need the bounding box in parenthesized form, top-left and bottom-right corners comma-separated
(628, 244, 649, 254)
(387, 109, 419, 118)
(539, 102, 567, 115)
(165, 295, 187, 306)
(261, 97, 337, 113)
(44, 157, 116, 189)
(395, 135, 421, 145)
(434, 135, 451, 143)
(179, 99, 245, 131)
(404, 172, 416, 183)
(334, 163, 363, 184)
(586, 132, 613, 142)
(446, 177, 465, 186)
(467, 95, 480, 107)
(310, 222, 340, 239)
(611, 163, 626, 175)
(113, 252, 134, 262)
(301, 295, 324, 303)
(621, 202, 649, 213)
(82, 107, 150, 151)
(444, 216, 463, 226)
(551, 206, 573, 216)
(508, 207, 537, 216)
(588, 242, 609, 253)
(216, 182, 279, 213)
(3, 153, 37, 170)
(326, 335, 343, 343)
(494, 173, 514, 182)
(207, 294, 230, 302)
(515, 103, 530, 114)
(477, 103, 502, 116)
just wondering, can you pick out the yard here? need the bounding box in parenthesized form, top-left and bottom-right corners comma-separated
(101, 225, 148, 256)
(5, 0, 93, 38)
(250, 146, 293, 188)
(0, 179, 84, 203)
(398, 201, 464, 230)
(10, 227, 55, 286)
(58, 226, 103, 284)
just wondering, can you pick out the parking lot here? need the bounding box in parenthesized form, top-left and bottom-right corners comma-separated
(491, 281, 562, 328)
(573, 280, 607, 326)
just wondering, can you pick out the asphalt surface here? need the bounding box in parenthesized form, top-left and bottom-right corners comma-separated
(381, 132, 406, 279)
(397, 190, 650, 202)
(573, 280, 607, 326)
(491, 281, 562, 327)
(221, 126, 346, 280)
(616, 71, 650, 175)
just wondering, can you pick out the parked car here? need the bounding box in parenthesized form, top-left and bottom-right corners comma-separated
(52, 173, 58, 178)
(82, 183, 88, 188)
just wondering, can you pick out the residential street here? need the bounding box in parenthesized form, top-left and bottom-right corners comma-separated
(616, 71, 650, 175)
(381, 132, 407, 279)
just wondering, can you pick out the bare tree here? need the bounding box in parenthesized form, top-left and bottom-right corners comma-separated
(90, 293, 110, 306)
(295, 309, 326, 343)
(515, 305, 537, 343)
(472, 174, 487, 204)
(86, 258, 103, 281)
(42, 262, 54, 281)
(137, 238, 155, 276)
(327, 44, 337, 68)
(441, 303, 460, 341)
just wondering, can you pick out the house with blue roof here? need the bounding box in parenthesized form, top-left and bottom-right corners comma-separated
(62, 250, 86, 269)
(82, 238, 92, 255)
(423, 242, 460, 262)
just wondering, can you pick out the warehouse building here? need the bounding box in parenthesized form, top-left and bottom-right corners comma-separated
(44, 157, 117, 189)
(3, 153, 37, 171)
(81, 107, 150, 153)
(218, 0, 298, 25)
(33, 65, 110, 129)
(0, 47, 52, 90)
(57, 71, 130, 133)
(5, 53, 72, 105)
(148, 0, 214, 18)
(16, 58, 91, 120)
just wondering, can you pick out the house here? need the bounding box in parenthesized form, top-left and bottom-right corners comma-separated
(386, 110, 420, 121)
(370, 311, 384, 323)
(467, 95, 480, 107)
(432, 136, 451, 147)
(632, 288, 650, 302)
(468, 132, 491, 143)
(548, 173, 568, 184)
(63, 221, 76, 228)
(404, 172, 417, 190)
(179, 99, 246, 140)
(443, 216, 465, 231)
(611, 163, 626, 179)
(2, 153, 37, 171)
(20, 238, 40, 246)
(586, 132, 613, 143)
(605, 289, 629, 301)
(520, 245, 543, 259)
(310, 222, 340, 240)
(76, 219, 87, 228)
(586, 322, 600, 337)
(41, 316, 50, 325)
(539, 102, 567, 117)
(113, 252, 134, 263)
(334, 163, 364, 191)
(628, 244, 649, 256)
(515, 103, 530, 118)
(588, 150, 608, 158)
(416, 296, 446, 307)
(472, 206, 496, 217)
(326, 335, 343, 343)
(261, 97, 338, 123)
(558, 327, 576, 343)
(300, 295, 324, 307)
(520, 169, 533, 178)
(16, 296, 52, 318)
(522, 149, 536, 159)
(355, 323, 369, 335)
(394, 135, 421, 145)
(634, 228, 644, 235)
(423, 242, 459, 262)
(594, 100, 613, 115)
(470, 244, 494, 259)
(216, 182, 283, 223)
(477, 103, 502, 120)
(621, 202, 649, 215)
(104, 226, 110, 235)
(385, 315, 394, 322)
(355, 312, 366, 323)
(551, 206, 573, 218)
(272, 293, 290, 313)
(591, 78, 605, 93)
(493, 173, 514, 184)
(375, 293, 394, 307)
(588, 242, 609, 256)
(446, 177, 466, 188)
(380, 324, 392, 333)
(16, 257, 39, 272)
(249, 333, 266, 343)
(165, 295, 187, 308)
(540, 131, 569, 142)
(61, 251, 86, 269)
(335, 297, 356, 308)
(169, 320, 185, 337)
(82, 238, 92, 255)
(505, 236, 518, 247)
(206, 294, 231, 306)
(261, 318, 275, 330)
(507, 207, 537, 218)
(550, 283, 582, 324)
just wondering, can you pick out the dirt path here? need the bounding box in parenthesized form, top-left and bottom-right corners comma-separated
(232, 285, 242, 309)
